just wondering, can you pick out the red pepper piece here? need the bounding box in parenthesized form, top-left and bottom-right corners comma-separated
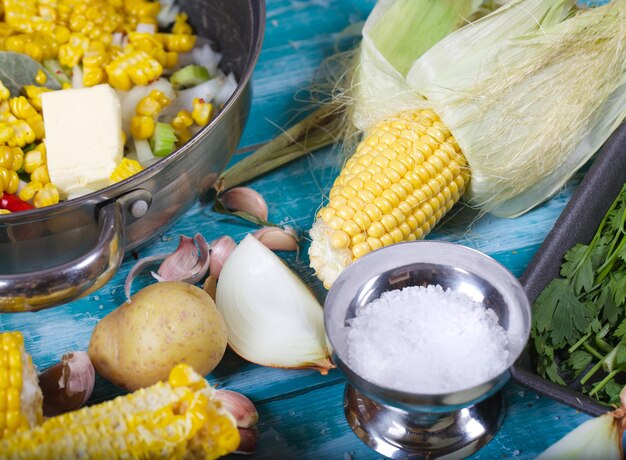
(0, 193, 34, 212)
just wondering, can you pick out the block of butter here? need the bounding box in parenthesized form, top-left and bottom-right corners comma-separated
(42, 84, 123, 199)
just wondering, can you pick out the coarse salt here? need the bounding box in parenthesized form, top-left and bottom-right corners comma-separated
(346, 284, 509, 393)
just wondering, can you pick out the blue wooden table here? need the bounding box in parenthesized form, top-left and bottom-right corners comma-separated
(0, 0, 607, 458)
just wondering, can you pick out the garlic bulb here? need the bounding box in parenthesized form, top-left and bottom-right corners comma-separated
(216, 235, 333, 373)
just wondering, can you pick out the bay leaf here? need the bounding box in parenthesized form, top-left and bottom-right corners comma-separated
(0, 52, 61, 96)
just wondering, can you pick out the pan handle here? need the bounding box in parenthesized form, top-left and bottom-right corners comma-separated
(0, 190, 151, 312)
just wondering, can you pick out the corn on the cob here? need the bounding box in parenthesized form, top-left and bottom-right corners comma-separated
(309, 109, 469, 288)
(0, 363, 240, 459)
(0, 331, 43, 440)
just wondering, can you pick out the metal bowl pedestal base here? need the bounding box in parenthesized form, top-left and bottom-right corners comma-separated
(344, 385, 505, 459)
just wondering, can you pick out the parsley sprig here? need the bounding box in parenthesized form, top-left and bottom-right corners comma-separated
(532, 182, 626, 404)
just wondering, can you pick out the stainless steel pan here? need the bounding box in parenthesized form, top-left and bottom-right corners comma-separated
(0, 0, 265, 312)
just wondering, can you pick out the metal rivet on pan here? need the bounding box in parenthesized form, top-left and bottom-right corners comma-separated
(130, 200, 149, 218)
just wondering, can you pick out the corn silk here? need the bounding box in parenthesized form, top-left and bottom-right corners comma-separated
(350, 0, 626, 217)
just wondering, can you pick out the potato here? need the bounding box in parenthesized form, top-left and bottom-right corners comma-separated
(88, 281, 227, 391)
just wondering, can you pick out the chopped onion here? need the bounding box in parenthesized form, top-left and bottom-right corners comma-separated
(132, 137, 158, 167)
(136, 23, 156, 34)
(192, 44, 223, 77)
(215, 72, 238, 106)
(216, 235, 333, 373)
(117, 78, 175, 129)
(161, 77, 225, 118)
(71, 65, 83, 89)
(157, 0, 179, 27)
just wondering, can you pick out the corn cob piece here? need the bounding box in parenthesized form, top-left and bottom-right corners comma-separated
(0, 331, 43, 440)
(309, 109, 470, 288)
(0, 363, 240, 459)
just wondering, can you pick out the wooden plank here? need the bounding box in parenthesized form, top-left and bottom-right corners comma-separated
(238, 0, 373, 148)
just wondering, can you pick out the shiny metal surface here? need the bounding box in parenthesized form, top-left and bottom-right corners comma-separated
(345, 386, 505, 460)
(0, 0, 265, 311)
(324, 241, 531, 458)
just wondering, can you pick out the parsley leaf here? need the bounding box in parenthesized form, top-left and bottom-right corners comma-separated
(533, 278, 591, 347)
(560, 244, 587, 278)
(566, 350, 592, 373)
(614, 317, 626, 338)
(608, 271, 626, 306)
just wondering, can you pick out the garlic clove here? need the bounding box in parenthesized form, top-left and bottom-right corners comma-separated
(235, 427, 259, 455)
(253, 226, 299, 252)
(154, 233, 210, 284)
(220, 187, 269, 221)
(209, 236, 237, 279)
(216, 234, 334, 374)
(38, 351, 95, 417)
(203, 275, 217, 301)
(214, 389, 258, 428)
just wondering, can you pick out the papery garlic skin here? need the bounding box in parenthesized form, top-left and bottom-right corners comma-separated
(216, 235, 333, 373)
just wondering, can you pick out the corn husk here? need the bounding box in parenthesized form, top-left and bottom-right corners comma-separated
(218, 0, 484, 190)
(353, 0, 626, 217)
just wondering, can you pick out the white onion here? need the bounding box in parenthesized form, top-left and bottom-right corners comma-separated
(215, 72, 237, 106)
(216, 235, 333, 373)
(192, 44, 223, 77)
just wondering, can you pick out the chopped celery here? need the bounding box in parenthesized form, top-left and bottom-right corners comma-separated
(169, 64, 210, 89)
(43, 59, 71, 85)
(150, 122, 177, 157)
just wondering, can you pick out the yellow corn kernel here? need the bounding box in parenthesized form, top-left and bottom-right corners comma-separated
(33, 183, 59, 208)
(31, 165, 49, 184)
(172, 110, 193, 130)
(23, 144, 45, 173)
(172, 13, 193, 35)
(109, 158, 143, 184)
(82, 66, 106, 87)
(0, 331, 42, 439)
(53, 25, 71, 44)
(0, 81, 10, 101)
(0, 167, 18, 194)
(105, 50, 163, 90)
(136, 95, 161, 117)
(131, 115, 155, 140)
(18, 180, 42, 202)
(58, 32, 89, 68)
(8, 121, 35, 148)
(23, 85, 51, 112)
(34, 69, 46, 85)
(25, 114, 44, 140)
(329, 230, 350, 250)
(0, 124, 12, 144)
(158, 33, 196, 53)
(0, 364, 239, 457)
(309, 109, 470, 289)
(149, 90, 170, 108)
(9, 97, 38, 120)
(0, 146, 23, 171)
(191, 98, 214, 127)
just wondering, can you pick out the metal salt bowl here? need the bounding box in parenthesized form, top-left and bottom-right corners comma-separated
(324, 241, 531, 459)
